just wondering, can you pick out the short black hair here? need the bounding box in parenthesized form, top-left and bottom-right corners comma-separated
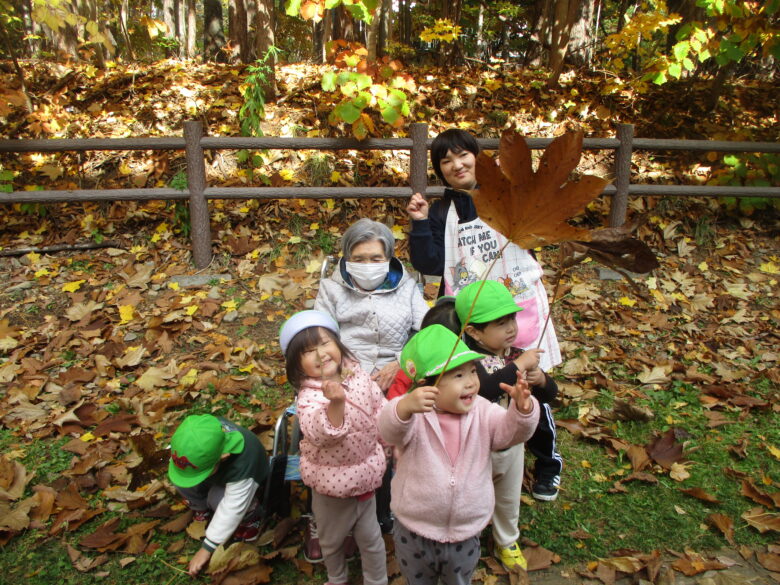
(284, 326, 355, 389)
(430, 129, 480, 185)
(421, 298, 461, 335)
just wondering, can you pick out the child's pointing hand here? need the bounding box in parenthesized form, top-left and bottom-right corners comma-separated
(499, 371, 533, 414)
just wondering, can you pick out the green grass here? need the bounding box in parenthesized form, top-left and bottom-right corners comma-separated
(524, 376, 779, 560)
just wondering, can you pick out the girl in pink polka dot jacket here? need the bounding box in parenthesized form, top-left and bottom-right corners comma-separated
(280, 310, 388, 585)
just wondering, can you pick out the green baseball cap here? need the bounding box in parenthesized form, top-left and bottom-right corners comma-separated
(401, 324, 484, 383)
(455, 280, 522, 325)
(168, 415, 245, 488)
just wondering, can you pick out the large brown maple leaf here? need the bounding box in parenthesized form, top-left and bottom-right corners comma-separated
(472, 129, 609, 249)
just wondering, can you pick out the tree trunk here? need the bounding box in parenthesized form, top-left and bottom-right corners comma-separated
(255, 0, 276, 99)
(228, 0, 248, 62)
(162, 0, 176, 56)
(0, 15, 32, 111)
(377, 0, 391, 57)
(399, 0, 411, 45)
(204, 0, 227, 62)
(475, 1, 485, 60)
(567, 0, 595, 67)
(246, 0, 258, 60)
(186, 0, 196, 58)
(118, 0, 136, 60)
(19, 0, 38, 57)
(548, 0, 579, 84)
(313, 9, 333, 64)
(366, 5, 380, 62)
(176, 0, 186, 57)
(527, 0, 552, 66)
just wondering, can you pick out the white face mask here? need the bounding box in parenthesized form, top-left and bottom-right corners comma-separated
(346, 261, 390, 290)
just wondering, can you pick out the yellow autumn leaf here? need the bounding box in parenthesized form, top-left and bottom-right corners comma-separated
(310, 222, 319, 230)
(185, 305, 198, 315)
(180, 368, 198, 387)
(150, 233, 162, 243)
(155, 222, 170, 234)
(26, 251, 41, 265)
(118, 305, 134, 324)
(670, 462, 690, 482)
(239, 206, 250, 213)
(768, 444, 780, 461)
(62, 280, 86, 293)
(238, 364, 255, 373)
(34, 268, 51, 278)
(698, 261, 708, 271)
(330, 171, 342, 183)
(279, 169, 295, 181)
(581, 460, 592, 468)
(619, 296, 637, 307)
(759, 261, 779, 274)
(168, 281, 180, 291)
(221, 300, 238, 312)
(289, 236, 302, 244)
(392, 225, 406, 241)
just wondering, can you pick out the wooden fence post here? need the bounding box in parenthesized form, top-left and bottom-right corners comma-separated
(184, 121, 212, 269)
(410, 123, 428, 196)
(609, 123, 634, 227)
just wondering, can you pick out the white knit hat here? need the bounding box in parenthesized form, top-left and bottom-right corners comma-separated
(279, 310, 340, 355)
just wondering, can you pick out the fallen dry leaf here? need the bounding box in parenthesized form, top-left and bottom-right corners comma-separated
(707, 513, 735, 544)
(472, 129, 609, 249)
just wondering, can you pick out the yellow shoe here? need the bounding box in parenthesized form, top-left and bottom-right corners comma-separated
(494, 542, 528, 571)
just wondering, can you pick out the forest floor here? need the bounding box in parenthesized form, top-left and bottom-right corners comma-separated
(0, 60, 778, 585)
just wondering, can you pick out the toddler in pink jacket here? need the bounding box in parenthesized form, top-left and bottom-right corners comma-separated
(280, 310, 388, 585)
(378, 325, 539, 585)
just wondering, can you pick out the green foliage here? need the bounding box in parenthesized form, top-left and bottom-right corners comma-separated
(604, 0, 779, 86)
(239, 47, 281, 138)
(0, 169, 14, 193)
(712, 153, 780, 214)
(286, 0, 378, 24)
(168, 171, 191, 237)
(419, 19, 462, 43)
(322, 41, 415, 139)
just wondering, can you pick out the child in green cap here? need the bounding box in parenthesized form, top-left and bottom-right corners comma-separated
(167, 414, 269, 576)
(455, 279, 561, 571)
(379, 324, 539, 585)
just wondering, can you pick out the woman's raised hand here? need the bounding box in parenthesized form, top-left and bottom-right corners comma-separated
(406, 193, 429, 220)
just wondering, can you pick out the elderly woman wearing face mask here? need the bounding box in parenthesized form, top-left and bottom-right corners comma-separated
(314, 218, 429, 392)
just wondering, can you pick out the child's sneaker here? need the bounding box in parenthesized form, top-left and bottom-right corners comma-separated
(494, 542, 528, 571)
(192, 509, 212, 522)
(303, 514, 323, 563)
(532, 478, 559, 501)
(233, 518, 260, 542)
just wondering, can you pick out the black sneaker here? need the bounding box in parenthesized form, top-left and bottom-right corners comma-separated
(532, 479, 559, 501)
(378, 514, 394, 535)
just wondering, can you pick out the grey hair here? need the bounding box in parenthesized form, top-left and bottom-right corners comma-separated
(341, 218, 395, 259)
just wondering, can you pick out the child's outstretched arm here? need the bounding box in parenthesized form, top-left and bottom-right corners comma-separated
(396, 386, 438, 421)
(322, 379, 346, 427)
(499, 370, 533, 413)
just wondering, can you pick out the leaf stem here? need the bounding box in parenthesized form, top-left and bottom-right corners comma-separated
(432, 240, 512, 386)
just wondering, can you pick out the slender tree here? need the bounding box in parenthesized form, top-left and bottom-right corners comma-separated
(204, 0, 227, 62)
(228, 0, 249, 62)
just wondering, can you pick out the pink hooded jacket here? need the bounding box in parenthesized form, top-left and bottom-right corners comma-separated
(379, 394, 539, 543)
(297, 361, 387, 498)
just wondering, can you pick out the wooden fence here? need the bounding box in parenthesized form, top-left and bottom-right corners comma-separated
(0, 122, 778, 269)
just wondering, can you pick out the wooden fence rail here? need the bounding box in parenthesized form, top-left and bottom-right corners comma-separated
(0, 122, 778, 268)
